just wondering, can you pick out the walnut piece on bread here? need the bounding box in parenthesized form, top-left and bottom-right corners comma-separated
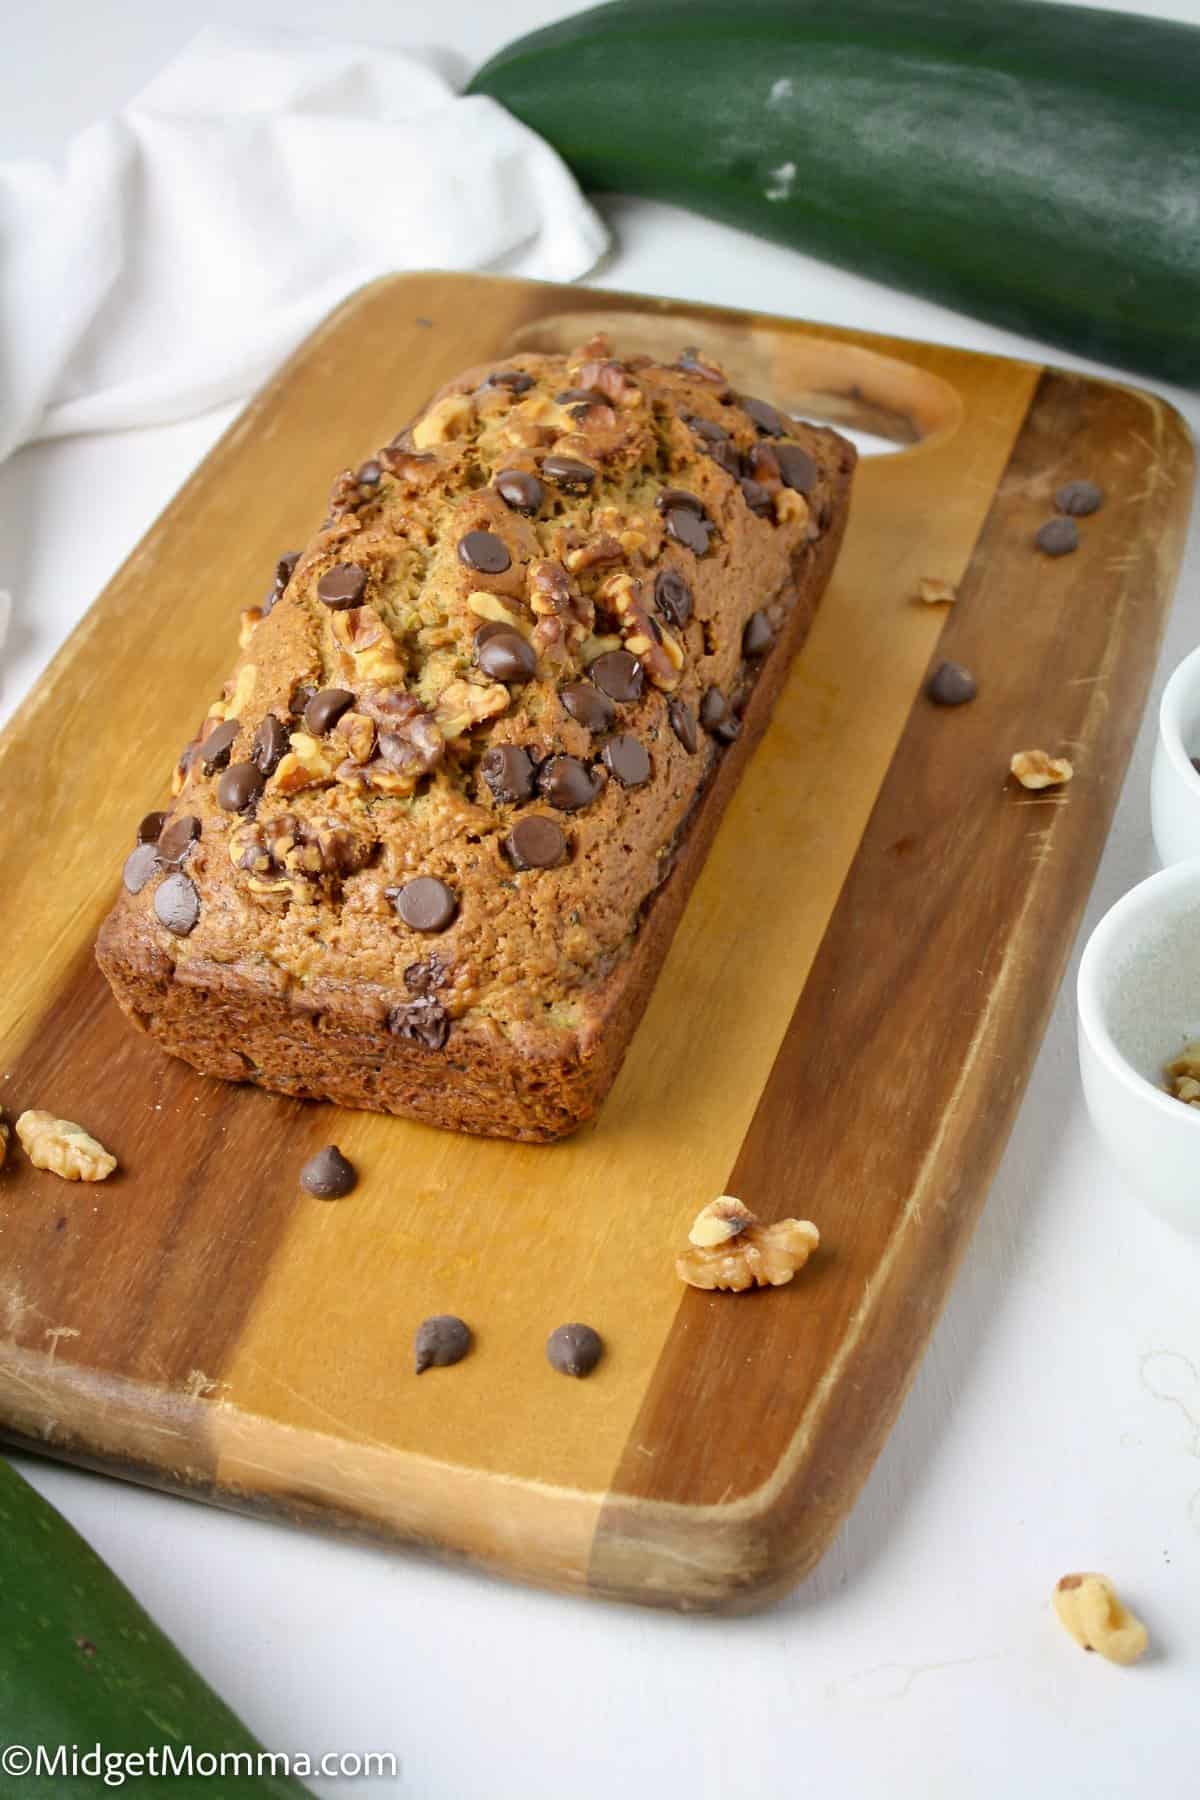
(676, 1196, 819, 1291)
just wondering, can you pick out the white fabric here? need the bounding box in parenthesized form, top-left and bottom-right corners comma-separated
(0, 27, 607, 465)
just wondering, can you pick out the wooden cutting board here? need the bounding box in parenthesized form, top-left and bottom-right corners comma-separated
(0, 274, 1191, 1613)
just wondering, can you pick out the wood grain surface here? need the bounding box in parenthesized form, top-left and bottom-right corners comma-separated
(0, 274, 1191, 1612)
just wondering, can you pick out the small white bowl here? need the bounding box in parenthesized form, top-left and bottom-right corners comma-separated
(1078, 858, 1200, 1237)
(1151, 644, 1200, 866)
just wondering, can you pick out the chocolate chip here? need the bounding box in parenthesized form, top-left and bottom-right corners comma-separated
(653, 569, 693, 629)
(393, 876, 457, 933)
(299, 1145, 357, 1199)
(675, 347, 726, 384)
(715, 714, 742, 744)
(700, 687, 729, 731)
(304, 687, 355, 735)
(356, 459, 382, 489)
(684, 415, 729, 443)
(198, 719, 240, 776)
(458, 530, 511, 575)
(154, 873, 200, 936)
(495, 468, 544, 515)
(739, 478, 773, 517)
(654, 488, 706, 517)
(560, 681, 616, 734)
(546, 1322, 603, 1378)
(708, 439, 744, 477)
(414, 1314, 472, 1373)
(122, 842, 159, 894)
(136, 811, 167, 845)
(776, 443, 819, 493)
(317, 562, 367, 608)
(1054, 479, 1104, 517)
(601, 734, 651, 788)
(388, 997, 450, 1050)
(668, 698, 699, 753)
(540, 454, 596, 493)
(216, 761, 265, 814)
(926, 660, 977, 706)
(555, 387, 603, 404)
(480, 744, 536, 804)
(252, 714, 289, 776)
(486, 370, 535, 394)
(739, 394, 787, 437)
(404, 955, 448, 995)
(1035, 518, 1079, 557)
(590, 650, 644, 703)
(156, 814, 201, 866)
(473, 620, 512, 646)
(476, 627, 536, 683)
(263, 550, 300, 615)
(504, 815, 568, 870)
(665, 507, 712, 556)
(742, 611, 773, 657)
(538, 755, 602, 812)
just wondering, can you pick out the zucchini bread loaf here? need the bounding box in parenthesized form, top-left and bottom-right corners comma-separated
(96, 335, 855, 1141)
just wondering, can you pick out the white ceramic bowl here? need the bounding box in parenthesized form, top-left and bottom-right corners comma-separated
(1078, 858, 1200, 1237)
(1151, 644, 1200, 866)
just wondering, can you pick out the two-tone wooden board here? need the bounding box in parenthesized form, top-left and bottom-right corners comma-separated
(0, 274, 1191, 1611)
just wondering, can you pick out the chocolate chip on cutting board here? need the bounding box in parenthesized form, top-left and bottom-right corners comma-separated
(1054, 480, 1104, 517)
(1035, 518, 1079, 557)
(299, 1145, 358, 1199)
(414, 1315, 473, 1373)
(546, 1323, 604, 1379)
(926, 660, 977, 706)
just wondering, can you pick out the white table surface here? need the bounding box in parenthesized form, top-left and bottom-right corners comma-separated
(4, 3, 1200, 1795)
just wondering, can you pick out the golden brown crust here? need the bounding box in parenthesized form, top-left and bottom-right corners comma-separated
(96, 337, 855, 1140)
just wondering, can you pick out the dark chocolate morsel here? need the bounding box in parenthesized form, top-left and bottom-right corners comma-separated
(708, 439, 744, 477)
(495, 468, 544, 515)
(299, 1145, 357, 1199)
(486, 370, 535, 394)
(316, 562, 368, 609)
(654, 488, 707, 517)
(1054, 479, 1104, 517)
(200, 719, 240, 776)
(668, 698, 699, 754)
(775, 443, 819, 494)
(546, 1322, 604, 1379)
(304, 687, 355, 736)
(739, 394, 788, 436)
(393, 876, 458, 933)
(714, 714, 742, 744)
(156, 814, 201, 866)
(665, 507, 712, 556)
(601, 734, 651, 788)
(388, 996, 450, 1050)
(739, 478, 773, 517)
(742, 610, 773, 657)
(560, 680, 616, 734)
(589, 650, 644, 703)
(699, 687, 729, 732)
(685, 414, 729, 443)
(653, 569, 692, 629)
(504, 815, 568, 870)
(414, 1314, 472, 1373)
(476, 628, 536, 683)
(538, 755, 602, 812)
(215, 761, 266, 814)
(122, 842, 159, 894)
(1035, 518, 1079, 557)
(480, 744, 536, 804)
(458, 530, 511, 575)
(252, 713, 290, 776)
(926, 660, 977, 706)
(539, 454, 596, 493)
(136, 810, 167, 845)
(153, 873, 200, 936)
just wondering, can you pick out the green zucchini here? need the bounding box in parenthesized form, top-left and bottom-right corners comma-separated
(469, 0, 1200, 383)
(0, 1458, 314, 1798)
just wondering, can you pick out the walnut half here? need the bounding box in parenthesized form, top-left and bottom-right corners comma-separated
(1011, 748, 1074, 789)
(1053, 1574, 1148, 1665)
(16, 1110, 117, 1182)
(676, 1197, 819, 1291)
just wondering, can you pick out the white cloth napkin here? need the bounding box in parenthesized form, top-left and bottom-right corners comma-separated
(0, 27, 608, 466)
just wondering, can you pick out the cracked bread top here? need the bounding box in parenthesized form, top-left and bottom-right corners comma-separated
(107, 334, 854, 1062)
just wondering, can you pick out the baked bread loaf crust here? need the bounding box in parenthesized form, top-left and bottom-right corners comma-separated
(96, 335, 855, 1141)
